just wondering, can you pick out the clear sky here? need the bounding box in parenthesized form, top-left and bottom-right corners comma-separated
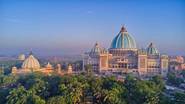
(0, 0, 185, 56)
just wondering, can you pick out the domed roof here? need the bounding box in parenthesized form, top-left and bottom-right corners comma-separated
(22, 52, 40, 69)
(18, 54, 25, 61)
(89, 42, 107, 55)
(146, 43, 159, 55)
(110, 26, 136, 49)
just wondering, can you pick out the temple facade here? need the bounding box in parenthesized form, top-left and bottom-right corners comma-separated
(83, 26, 169, 77)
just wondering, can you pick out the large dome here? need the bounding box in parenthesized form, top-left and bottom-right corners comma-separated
(89, 42, 107, 55)
(22, 52, 40, 69)
(110, 26, 136, 49)
(146, 43, 159, 55)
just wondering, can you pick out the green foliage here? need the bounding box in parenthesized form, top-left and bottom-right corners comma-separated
(159, 94, 173, 104)
(0, 75, 17, 87)
(167, 72, 183, 86)
(0, 73, 174, 104)
(124, 75, 162, 104)
(27, 94, 46, 104)
(173, 92, 185, 104)
(150, 75, 165, 91)
(6, 85, 45, 104)
(47, 96, 66, 104)
(0, 89, 9, 103)
(181, 70, 185, 78)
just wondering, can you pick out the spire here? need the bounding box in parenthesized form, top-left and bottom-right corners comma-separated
(29, 51, 33, 55)
(29, 48, 33, 55)
(149, 42, 153, 47)
(95, 42, 99, 47)
(47, 62, 51, 66)
(120, 25, 127, 32)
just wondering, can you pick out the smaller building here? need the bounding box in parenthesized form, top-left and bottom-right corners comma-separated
(12, 52, 73, 75)
(83, 42, 112, 73)
(169, 56, 185, 71)
(18, 54, 25, 61)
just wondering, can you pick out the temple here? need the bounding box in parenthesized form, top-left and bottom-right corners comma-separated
(83, 26, 169, 77)
(12, 52, 73, 75)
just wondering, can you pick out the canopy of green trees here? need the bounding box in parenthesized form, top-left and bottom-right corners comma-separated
(0, 72, 184, 104)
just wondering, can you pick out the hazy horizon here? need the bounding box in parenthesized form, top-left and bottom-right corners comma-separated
(0, 0, 185, 56)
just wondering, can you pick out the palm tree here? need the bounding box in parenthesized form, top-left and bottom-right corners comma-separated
(6, 85, 45, 104)
(6, 86, 30, 104)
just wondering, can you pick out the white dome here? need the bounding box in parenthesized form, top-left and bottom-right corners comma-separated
(22, 53, 40, 69)
(18, 54, 25, 61)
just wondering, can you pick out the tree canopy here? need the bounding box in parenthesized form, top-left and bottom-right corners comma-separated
(0, 73, 184, 104)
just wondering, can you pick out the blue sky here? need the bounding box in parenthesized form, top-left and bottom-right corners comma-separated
(0, 0, 184, 56)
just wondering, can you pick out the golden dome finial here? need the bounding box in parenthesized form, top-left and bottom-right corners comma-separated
(121, 25, 127, 32)
(149, 42, 153, 47)
(95, 41, 99, 46)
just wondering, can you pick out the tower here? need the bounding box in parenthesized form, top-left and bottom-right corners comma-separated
(56, 64, 61, 73)
(67, 64, 73, 74)
(83, 42, 110, 73)
(12, 66, 17, 74)
(137, 49, 148, 76)
(160, 55, 169, 77)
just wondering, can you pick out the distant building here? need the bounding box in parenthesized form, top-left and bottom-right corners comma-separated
(83, 26, 169, 77)
(170, 56, 184, 64)
(12, 52, 73, 75)
(18, 54, 25, 61)
(169, 56, 185, 71)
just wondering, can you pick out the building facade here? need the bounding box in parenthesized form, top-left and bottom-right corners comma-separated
(83, 26, 169, 77)
(169, 56, 185, 71)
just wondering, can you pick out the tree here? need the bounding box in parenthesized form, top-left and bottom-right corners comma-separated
(25, 77, 49, 98)
(6, 85, 29, 104)
(0, 89, 9, 104)
(44, 75, 62, 97)
(103, 86, 126, 104)
(159, 94, 173, 104)
(0, 75, 17, 87)
(27, 94, 46, 104)
(84, 64, 93, 76)
(47, 96, 66, 104)
(0, 71, 170, 104)
(58, 75, 85, 104)
(91, 76, 126, 104)
(181, 70, 185, 78)
(150, 75, 165, 91)
(173, 92, 185, 104)
(167, 72, 183, 86)
(6, 85, 45, 104)
(124, 75, 161, 104)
